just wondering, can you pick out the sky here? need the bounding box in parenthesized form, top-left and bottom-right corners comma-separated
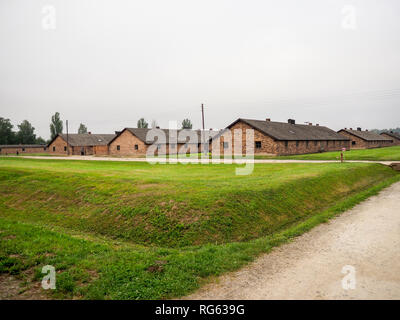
(0, 0, 399, 139)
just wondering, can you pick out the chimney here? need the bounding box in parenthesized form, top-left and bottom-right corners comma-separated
(366, 129, 368, 131)
(344, 127, 347, 130)
(308, 122, 312, 126)
(316, 124, 319, 126)
(288, 119, 295, 124)
(350, 128, 353, 130)
(357, 127, 361, 131)
(156, 126, 160, 129)
(88, 132, 91, 134)
(266, 118, 271, 122)
(209, 128, 213, 131)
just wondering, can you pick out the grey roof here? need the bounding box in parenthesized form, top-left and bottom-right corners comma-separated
(380, 131, 400, 140)
(122, 128, 218, 144)
(220, 119, 350, 141)
(338, 129, 392, 141)
(58, 134, 116, 146)
(0, 144, 46, 148)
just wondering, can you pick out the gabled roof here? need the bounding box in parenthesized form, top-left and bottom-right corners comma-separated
(111, 128, 218, 145)
(49, 134, 116, 147)
(380, 131, 400, 140)
(217, 118, 350, 141)
(338, 129, 392, 142)
(0, 144, 46, 148)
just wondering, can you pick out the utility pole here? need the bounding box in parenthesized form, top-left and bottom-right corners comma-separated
(201, 103, 207, 155)
(66, 120, 69, 156)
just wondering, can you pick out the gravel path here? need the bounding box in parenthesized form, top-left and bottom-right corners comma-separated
(186, 181, 400, 300)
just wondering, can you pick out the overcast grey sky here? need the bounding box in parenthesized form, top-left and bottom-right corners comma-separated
(1, 0, 399, 139)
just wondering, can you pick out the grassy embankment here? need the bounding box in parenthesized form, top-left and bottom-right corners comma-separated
(0, 157, 399, 299)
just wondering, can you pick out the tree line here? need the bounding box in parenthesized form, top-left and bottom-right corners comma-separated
(1, 113, 196, 145)
(0, 112, 88, 145)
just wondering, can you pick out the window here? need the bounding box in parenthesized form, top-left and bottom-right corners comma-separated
(314, 141, 317, 146)
(22, 148, 25, 152)
(326, 141, 329, 147)
(43, 147, 46, 151)
(223, 142, 229, 149)
(285, 141, 288, 148)
(117, 145, 120, 150)
(53, 146, 56, 152)
(0, 148, 2, 152)
(255, 141, 262, 149)
(333, 141, 335, 147)
(64, 146, 67, 152)
(170, 143, 176, 149)
(157, 145, 161, 150)
(306, 141, 309, 147)
(296, 141, 299, 147)
(134, 144, 138, 150)
(352, 141, 356, 145)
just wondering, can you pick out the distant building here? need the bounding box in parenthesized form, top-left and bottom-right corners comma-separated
(0, 144, 47, 155)
(380, 131, 400, 146)
(47, 133, 116, 155)
(211, 118, 351, 156)
(338, 128, 393, 149)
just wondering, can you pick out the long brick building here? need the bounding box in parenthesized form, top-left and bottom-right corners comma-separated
(108, 128, 217, 156)
(337, 128, 393, 149)
(48, 133, 116, 155)
(0, 144, 47, 155)
(211, 118, 351, 156)
(380, 131, 400, 146)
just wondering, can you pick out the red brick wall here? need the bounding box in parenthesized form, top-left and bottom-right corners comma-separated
(0, 146, 48, 155)
(48, 136, 70, 155)
(338, 131, 393, 149)
(380, 133, 400, 146)
(109, 130, 148, 156)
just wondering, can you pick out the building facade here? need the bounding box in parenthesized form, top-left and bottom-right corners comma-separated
(47, 133, 115, 155)
(211, 118, 351, 156)
(380, 131, 400, 146)
(337, 128, 393, 149)
(108, 128, 216, 156)
(0, 144, 47, 155)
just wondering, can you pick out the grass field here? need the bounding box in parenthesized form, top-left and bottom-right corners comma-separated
(255, 146, 400, 161)
(0, 157, 399, 299)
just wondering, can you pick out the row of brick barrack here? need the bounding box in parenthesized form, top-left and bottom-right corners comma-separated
(1, 118, 399, 156)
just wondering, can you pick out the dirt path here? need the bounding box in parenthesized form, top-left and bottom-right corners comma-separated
(186, 182, 400, 300)
(4, 155, 394, 166)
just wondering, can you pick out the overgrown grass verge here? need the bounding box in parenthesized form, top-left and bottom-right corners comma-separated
(0, 158, 399, 299)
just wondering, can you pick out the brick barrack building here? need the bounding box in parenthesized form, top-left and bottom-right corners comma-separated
(211, 118, 351, 156)
(380, 131, 400, 146)
(337, 128, 393, 149)
(48, 133, 116, 155)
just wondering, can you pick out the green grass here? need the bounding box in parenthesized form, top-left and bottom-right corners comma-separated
(0, 157, 399, 299)
(254, 145, 400, 161)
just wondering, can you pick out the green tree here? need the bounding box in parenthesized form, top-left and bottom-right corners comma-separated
(181, 118, 193, 129)
(36, 136, 46, 144)
(0, 117, 16, 144)
(78, 123, 88, 134)
(50, 112, 63, 140)
(137, 118, 148, 128)
(16, 120, 36, 144)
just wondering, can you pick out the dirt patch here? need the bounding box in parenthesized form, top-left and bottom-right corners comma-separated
(0, 274, 50, 300)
